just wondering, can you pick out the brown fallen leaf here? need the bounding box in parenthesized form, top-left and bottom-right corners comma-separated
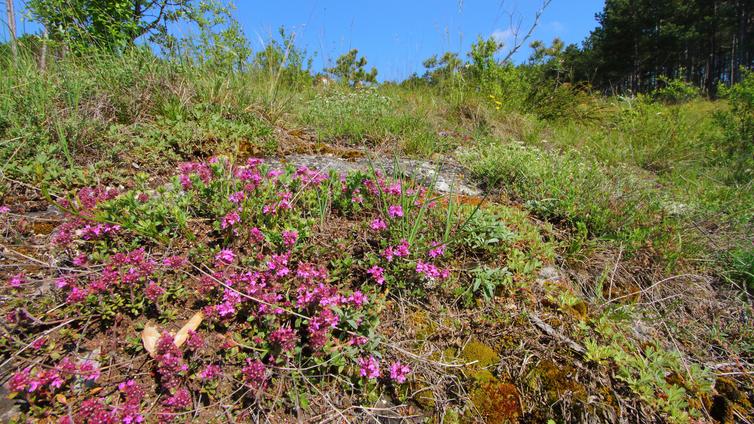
(141, 324, 160, 358)
(141, 311, 204, 357)
(174, 311, 204, 348)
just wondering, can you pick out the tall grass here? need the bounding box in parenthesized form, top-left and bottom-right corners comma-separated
(1, 43, 751, 287)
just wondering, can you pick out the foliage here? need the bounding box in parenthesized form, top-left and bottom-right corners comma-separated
(27, 0, 196, 51)
(460, 139, 672, 248)
(587, 309, 714, 423)
(651, 77, 700, 104)
(467, 266, 513, 300)
(325, 49, 378, 87)
(569, 0, 754, 94)
(174, 0, 251, 72)
(716, 70, 754, 181)
(252, 27, 313, 88)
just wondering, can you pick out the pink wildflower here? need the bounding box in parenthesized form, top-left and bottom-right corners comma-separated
(389, 361, 411, 383)
(267, 169, 283, 179)
(199, 364, 221, 381)
(0, 206, 10, 213)
(428, 242, 446, 258)
(348, 290, 368, 307)
(383, 239, 410, 262)
(31, 337, 47, 350)
(367, 265, 385, 285)
(416, 260, 450, 281)
(162, 255, 187, 269)
(79, 360, 101, 381)
(73, 254, 88, 267)
(242, 359, 267, 388)
(66, 286, 87, 304)
(221, 210, 241, 229)
(386, 182, 402, 195)
(247, 158, 263, 167)
(370, 218, 387, 231)
(249, 227, 265, 244)
(163, 387, 191, 410)
(55, 277, 70, 288)
(269, 327, 297, 352)
(282, 229, 298, 248)
(186, 330, 204, 350)
(358, 356, 380, 379)
(387, 204, 404, 218)
(215, 249, 236, 266)
(228, 191, 246, 203)
(9, 273, 25, 288)
(348, 336, 368, 346)
(8, 368, 30, 392)
(145, 282, 165, 301)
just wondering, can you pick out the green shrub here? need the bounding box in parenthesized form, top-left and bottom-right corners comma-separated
(651, 77, 700, 104)
(460, 139, 673, 250)
(299, 89, 435, 148)
(716, 71, 754, 182)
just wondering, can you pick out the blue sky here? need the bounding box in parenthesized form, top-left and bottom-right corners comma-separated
(3, 0, 605, 81)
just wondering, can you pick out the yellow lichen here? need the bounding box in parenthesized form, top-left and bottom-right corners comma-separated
(461, 340, 499, 369)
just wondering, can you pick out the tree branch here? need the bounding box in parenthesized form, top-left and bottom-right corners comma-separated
(501, 0, 552, 63)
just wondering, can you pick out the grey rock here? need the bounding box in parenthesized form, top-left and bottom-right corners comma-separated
(268, 154, 481, 196)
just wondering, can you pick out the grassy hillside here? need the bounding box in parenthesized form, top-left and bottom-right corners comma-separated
(1, 48, 753, 423)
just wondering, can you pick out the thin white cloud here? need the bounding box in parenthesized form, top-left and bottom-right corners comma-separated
(549, 21, 566, 34)
(491, 28, 514, 45)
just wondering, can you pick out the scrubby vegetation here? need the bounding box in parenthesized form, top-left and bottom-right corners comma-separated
(1, 1, 753, 423)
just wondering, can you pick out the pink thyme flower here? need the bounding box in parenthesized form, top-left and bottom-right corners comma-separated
(163, 387, 191, 410)
(0, 206, 10, 213)
(8, 368, 30, 392)
(228, 191, 246, 203)
(351, 189, 364, 204)
(269, 327, 297, 352)
(30, 337, 47, 350)
(186, 330, 204, 350)
(428, 242, 446, 258)
(162, 255, 187, 269)
(416, 260, 450, 281)
(221, 210, 241, 229)
(9, 273, 25, 288)
(267, 169, 283, 179)
(348, 336, 368, 346)
(242, 359, 267, 388)
(386, 182, 402, 195)
(358, 356, 380, 379)
(389, 361, 411, 383)
(199, 364, 221, 381)
(145, 282, 165, 301)
(215, 249, 236, 266)
(384, 239, 411, 262)
(250, 227, 265, 243)
(72, 254, 88, 267)
(79, 360, 101, 381)
(348, 291, 368, 307)
(367, 265, 385, 285)
(66, 286, 87, 304)
(282, 230, 298, 248)
(247, 158, 263, 167)
(370, 218, 387, 231)
(387, 205, 404, 218)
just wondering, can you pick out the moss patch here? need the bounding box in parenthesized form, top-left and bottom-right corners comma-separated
(461, 339, 499, 369)
(469, 381, 523, 423)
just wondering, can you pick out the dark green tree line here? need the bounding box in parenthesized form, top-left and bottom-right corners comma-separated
(567, 0, 754, 95)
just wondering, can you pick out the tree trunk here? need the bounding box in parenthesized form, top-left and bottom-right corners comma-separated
(39, 26, 48, 72)
(5, 0, 17, 61)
